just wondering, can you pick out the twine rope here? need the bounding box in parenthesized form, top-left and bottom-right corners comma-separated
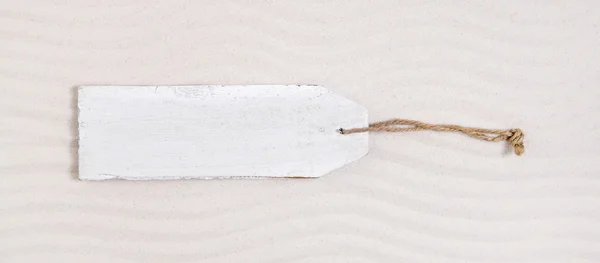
(339, 119, 524, 156)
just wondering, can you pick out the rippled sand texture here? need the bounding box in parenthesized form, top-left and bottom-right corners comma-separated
(2, 1, 600, 262)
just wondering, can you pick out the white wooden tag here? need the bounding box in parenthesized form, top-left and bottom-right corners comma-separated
(78, 85, 368, 180)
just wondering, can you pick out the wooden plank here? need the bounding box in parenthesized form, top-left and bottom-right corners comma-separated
(77, 85, 368, 180)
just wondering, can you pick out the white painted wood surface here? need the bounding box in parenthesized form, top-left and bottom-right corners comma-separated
(3, 1, 600, 263)
(78, 85, 368, 180)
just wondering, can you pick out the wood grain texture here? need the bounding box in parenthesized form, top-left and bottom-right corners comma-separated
(78, 85, 368, 179)
(1, 1, 600, 262)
